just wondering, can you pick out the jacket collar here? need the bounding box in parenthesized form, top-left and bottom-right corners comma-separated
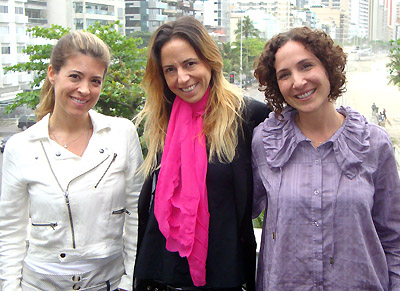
(26, 109, 111, 142)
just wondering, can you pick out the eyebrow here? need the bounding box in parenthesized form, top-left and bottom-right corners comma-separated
(161, 57, 199, 69)
(69, 69, 103, 79)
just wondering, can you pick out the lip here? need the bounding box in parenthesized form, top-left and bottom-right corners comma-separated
(70, 97, 89, 105)
(181, 83, 197, 93)
(295, 89, 315, 100)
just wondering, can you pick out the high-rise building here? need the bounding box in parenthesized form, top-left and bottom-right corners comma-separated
(125, 0, 196, 34)
(0, 0, 126, 105)
(0, 0, 30, 105)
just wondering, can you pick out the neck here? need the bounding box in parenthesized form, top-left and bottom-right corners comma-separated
(50, 111, 91, 133)
(295, 104, 344, 145)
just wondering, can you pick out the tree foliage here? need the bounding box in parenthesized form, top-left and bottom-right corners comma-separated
(233, 16, 262, 87)
(387, 39, 400, 88)
(4, 22, 147, 122)
(4, 25, 69, 110)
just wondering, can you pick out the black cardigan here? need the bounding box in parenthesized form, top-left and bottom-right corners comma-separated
(135, 97, 270, 290)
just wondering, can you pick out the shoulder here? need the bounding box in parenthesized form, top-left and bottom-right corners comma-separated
(90, 110, 136, 133)
(368, 123, 393, 151)
(5, 117, 47, 151)
(242, 96, 271, 127)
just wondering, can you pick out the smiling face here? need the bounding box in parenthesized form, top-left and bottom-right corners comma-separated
(161, 38, 212, 104)
(274, 40, 331, 115)
(48, 53, 106, 119)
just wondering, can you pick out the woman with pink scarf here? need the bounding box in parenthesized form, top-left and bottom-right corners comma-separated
(133, 16, 270, 291)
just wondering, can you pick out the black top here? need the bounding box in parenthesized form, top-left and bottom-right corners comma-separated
(134, 97, 271, 290)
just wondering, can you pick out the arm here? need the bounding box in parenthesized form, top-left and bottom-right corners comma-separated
(371, 130, 400, 290)
(118, 121, 144, 291)
(251, 124, 268, 219)
(0, 137, 29, 291)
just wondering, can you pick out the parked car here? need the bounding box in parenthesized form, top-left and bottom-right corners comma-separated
(0, 134, 13, 153)
(18, 114, 36, 130)
(357, 48, 372, 61)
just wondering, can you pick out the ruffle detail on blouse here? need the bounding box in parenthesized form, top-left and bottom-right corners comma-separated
(262, 107, 300, 168)
(262, 106, 370, 178)
(333, 106, 370, 179)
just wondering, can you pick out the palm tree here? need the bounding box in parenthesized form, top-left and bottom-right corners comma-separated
(234, 16, 261, 88)
(219, 42, 240, 77)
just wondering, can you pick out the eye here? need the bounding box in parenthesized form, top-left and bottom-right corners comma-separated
(301, 63, 314, 70)
(69, 74, 80, 80)
(92, 79, 102, 86)
(164, 67, 175, 74)
(277, 72, 290, 80)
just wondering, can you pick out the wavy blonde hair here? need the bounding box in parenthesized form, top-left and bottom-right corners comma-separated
(136, 16, 244, 176)
(36, 30, 110, 120)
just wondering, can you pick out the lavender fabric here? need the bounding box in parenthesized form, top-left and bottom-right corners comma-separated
(252, 106, 400, 290)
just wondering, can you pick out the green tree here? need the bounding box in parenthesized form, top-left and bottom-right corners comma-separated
(387, 39, 400, 88)
(234, 16, 261, 87)
(4, 21, 147, 121)
(219, 42, 240, 77)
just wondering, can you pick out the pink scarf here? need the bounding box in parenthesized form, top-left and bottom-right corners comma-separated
(155, 88, 210, 286)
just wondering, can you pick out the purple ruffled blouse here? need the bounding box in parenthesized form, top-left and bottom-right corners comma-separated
(252, 106, 400, 290)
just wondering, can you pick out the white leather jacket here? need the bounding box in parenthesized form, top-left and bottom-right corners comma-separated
(0, 110, 144, 291)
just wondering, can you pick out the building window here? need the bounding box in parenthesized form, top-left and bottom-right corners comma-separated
(86, 3, 114, 16)
(74, 18, 84, 29)
(0, 25, 9, 34)
(17, 46, 25, 53)
(0, 5, 8, 13)
(86, 19, 109, 28)
(74, 2, 83, 13)
(1, 47, 11, 54)
(15, 7, 24, 14)
(16, 25, 24, 35)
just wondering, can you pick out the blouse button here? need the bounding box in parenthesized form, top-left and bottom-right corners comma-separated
(60, 253, 66, 258)
(55, 152, 61, 157)
(313, 190, 320, 195)
(314, 159, 320, 165)
(99, 149, 104, 153)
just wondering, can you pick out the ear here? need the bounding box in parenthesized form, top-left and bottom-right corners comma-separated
(48, 65, 55, 84)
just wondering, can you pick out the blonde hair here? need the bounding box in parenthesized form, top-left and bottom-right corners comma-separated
(36, 30, 111, 120)
(136, 16, 244, 176)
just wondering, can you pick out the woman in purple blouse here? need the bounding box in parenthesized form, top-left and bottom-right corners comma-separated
(252, 26, 400, 290)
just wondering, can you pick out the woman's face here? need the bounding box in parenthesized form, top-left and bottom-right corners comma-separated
(160, 38, 212, 104)
(274, 40, 331, 115)
(48, 53, 106, 118)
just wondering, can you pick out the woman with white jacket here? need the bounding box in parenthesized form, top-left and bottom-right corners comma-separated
(0, 31, 143, 291)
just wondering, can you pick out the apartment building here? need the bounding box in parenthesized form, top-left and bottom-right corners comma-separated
(125, 0, 196, 34)
(0, 0, 125, 106)
(0, 0, 30, 105)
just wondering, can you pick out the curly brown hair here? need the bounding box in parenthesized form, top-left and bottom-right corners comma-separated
(254, 26, 347, 117)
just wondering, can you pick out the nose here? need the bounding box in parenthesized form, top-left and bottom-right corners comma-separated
(177, 68, 190, 84)
(78, 82, 90, 96)
(292, 72, 306, 89)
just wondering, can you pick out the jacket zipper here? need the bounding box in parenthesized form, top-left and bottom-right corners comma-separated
(63, 190, 76, 248)
(62, 154, 112, 249)
(31, 222, 58, 230)
(94, 153, 117, 188)
(112, 208, 131, 215)
(41, 141, 116, 249)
